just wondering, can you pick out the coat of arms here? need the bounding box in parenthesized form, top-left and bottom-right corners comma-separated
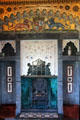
(33, 17, 45, 32)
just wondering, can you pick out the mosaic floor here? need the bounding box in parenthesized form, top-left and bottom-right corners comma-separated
(17, 112, 58, 119)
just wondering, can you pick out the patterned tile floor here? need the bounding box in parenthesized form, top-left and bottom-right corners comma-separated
(63, 117, 78, 120)
(18, 112, 58, 119)
(16, 118, 77, 120)
(0, 116, 78, 120)
(17, 112, 78, 120)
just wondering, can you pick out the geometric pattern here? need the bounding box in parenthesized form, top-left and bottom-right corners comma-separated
(17, 112, 58, 119)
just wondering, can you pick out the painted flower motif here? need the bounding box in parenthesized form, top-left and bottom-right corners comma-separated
(65, 5, 70, 10)
(60, 6, 63, 9)
(23, 11, 27, 18)
(29, 10, 34, 16)
(36, 9, 40, 16)
(33, 17, 44, 32)
(13, 7, 17, 10)
(30, 56, 33, 59)
(0, 8, 4, 14)
(48, 10, 53, 16)
(42, 9, 47, 16)
(7, 7, 12, 12)
(73, 6, 79, 12)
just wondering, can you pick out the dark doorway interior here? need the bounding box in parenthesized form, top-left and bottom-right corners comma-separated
(32, 78, 48, 109)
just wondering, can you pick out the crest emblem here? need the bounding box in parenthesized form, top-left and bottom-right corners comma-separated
(33, 17, 44, 32)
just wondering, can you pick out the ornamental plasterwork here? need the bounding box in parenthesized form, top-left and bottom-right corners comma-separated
(0, 0, 80, 4)
(21, 40, 58, 75)
(0, 41, 16, 53)
(0, 2, 80, 32)
(63, 39, 79, 52)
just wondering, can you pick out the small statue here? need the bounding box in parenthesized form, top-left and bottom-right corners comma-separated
(45, 63, 51, 75)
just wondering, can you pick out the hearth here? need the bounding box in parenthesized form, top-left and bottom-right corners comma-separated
(21, 59, 57, 110)
(32, 78, 48, 108)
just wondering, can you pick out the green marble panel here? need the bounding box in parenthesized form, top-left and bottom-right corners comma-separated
(21, 77, 57, 109)
(49, 78, 57, 108)
(21, 77, 32, 109)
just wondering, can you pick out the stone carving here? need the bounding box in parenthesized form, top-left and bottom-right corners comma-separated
(27, 58, 51, 75)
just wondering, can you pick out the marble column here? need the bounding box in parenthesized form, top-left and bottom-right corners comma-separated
(57, 39, 63, 114)
(79, 35, 80, 110)
(15, 40, 21, 115)
(0, 63, 2, 105)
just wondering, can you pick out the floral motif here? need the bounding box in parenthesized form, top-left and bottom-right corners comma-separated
(0, 8, 4, 14)
(73, 6, 79, 12)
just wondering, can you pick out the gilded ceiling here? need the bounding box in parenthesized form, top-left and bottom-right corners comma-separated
(0, 0, 80, 32)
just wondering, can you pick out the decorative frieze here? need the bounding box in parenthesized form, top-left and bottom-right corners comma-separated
(0, 3, 80, 32)
(0, 0, 79, 5)
(21, 40, 58, 76)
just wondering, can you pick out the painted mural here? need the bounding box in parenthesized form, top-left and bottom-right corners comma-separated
(0, 2, 80, 32)
(21, 40, 58, 76)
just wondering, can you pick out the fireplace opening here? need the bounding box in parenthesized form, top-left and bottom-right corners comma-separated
(32, 78, 48, 109)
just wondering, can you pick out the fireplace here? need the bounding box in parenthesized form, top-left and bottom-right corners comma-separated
(21, 59, 57, 110)
(32, 78, 48, 108)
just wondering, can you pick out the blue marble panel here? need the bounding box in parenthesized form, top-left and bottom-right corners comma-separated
(49, 78, 57, 108)
(21, 77, 57, 109)
(21, 77, 32, 109)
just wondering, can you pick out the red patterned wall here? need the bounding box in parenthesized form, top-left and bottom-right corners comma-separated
(0, 104, 16, 119)
(63, 104, 79, 119)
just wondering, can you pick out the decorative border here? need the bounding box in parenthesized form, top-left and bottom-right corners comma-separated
(66, 65, 73, 93)
(0, 0, 79, 5)
(6, 66, 13, 93)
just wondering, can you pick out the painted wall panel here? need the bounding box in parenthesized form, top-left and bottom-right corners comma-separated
(0, 62, 16, 104)
(21, 40, 58, 76)
(63, 61, 79, 105)
(0, 63, 2, 104)
(21, 77, 57, 109)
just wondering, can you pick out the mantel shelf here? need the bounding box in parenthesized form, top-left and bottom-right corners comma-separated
(21, 75, 57, 78)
